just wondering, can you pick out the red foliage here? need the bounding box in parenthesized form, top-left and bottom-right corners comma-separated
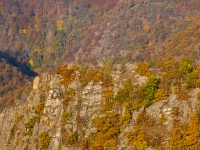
(106, 1, 118, 11)
(17, 15, 29, 29)
(30, 30, 38, 38)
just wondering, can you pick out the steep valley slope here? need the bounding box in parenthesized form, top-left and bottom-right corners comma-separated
(1, 0, 200, 149)
(1, 63, 200, 149)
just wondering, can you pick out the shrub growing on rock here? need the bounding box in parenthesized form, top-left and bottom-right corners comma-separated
(62, 110, 73, 122)
(39, 132, 52, 149)
(67, 131, 79, 145)
(24, 116, 38, 135)
(35, 102, 45, 117)
(197, 91, 200, 100)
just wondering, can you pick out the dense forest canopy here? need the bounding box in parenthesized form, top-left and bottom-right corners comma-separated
(1, 0, 200, 69)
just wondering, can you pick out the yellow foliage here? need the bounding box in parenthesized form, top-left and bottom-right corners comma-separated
(101, 100, 114, 112)
(53, 60, 57, 66)
(168, 110, 200, 149)
(39, 132, 52, 149)
(15, 138, 19, 146)
(86, 112, 120, 149)
(167, 128, 187, 149)
(120, 103, 132, 132)
(22, 29, 27, 33)
(131, 100, 145, 111)
(29, 59, 34, 66)
(18, 29, 27, 34)
(13, 112, 24, 123)
(33, 46, 42, 53)
(44, 117, 50, 127)
(126, 126, 147, 150)
(98, 70, 114, 106)
(67, 131, 78, 145)
(102, 89, 114, 101)
(56, 65, 77, 87)
(35, 102, 45, 117)
(154, 89, 167, 102)
(79, 67, 102, 86)
(185, 17, 193, 21)
(144, 25, 150, 31)
(185, 114, 200, 149)
(136, 62, 151, 76)
(46, 47, 54, 53)
(136, 111, 149, 125)
(176, 89, 189, 101)
(62, 110, 73, 123)
(163, 60, 175, 70)
(56, 20, 64, 30)
(197, 91, 200, 99)
(148, 41, 153, 47)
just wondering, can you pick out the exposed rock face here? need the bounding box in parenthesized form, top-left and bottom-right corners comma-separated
(0, 74, 65, 150)
(0, 73, 104, 150)
(0, 73, 199, 150)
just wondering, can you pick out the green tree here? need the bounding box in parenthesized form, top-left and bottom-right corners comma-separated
(178, 58, 193, 74)
(140, 75, 159, 101)
(115, 79, 133, 103)
(186, 71, 198, 88)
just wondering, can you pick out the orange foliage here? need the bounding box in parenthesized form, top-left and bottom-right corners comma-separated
(56, 65, 78, 87)
(136, 62, 151, 76)
(136, 110, 149, 125)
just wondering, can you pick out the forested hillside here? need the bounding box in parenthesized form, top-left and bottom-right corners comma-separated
(0, 57, 32, 111)
(1, 0, 200, 69)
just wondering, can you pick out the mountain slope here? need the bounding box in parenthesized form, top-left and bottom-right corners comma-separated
(1, 0, 200, 70)
(0, 58, 32, 111)
(1, 63, 200, 149)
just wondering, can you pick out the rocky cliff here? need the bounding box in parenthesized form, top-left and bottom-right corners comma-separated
(0, 65, 199, 150)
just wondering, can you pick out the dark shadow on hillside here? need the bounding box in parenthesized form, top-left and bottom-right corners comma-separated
(0, 51, 38, 77)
